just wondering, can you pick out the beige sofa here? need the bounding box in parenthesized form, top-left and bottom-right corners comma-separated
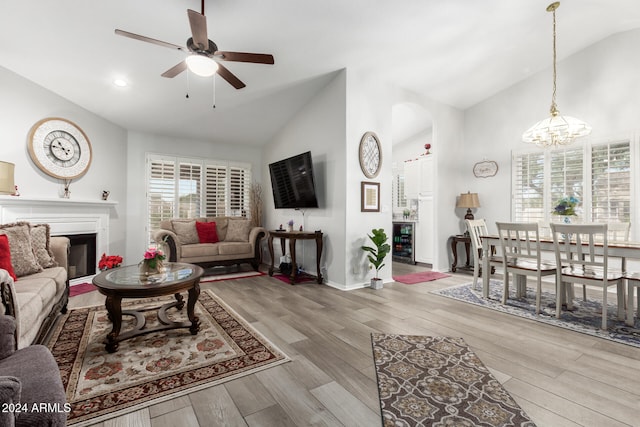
(0, 222, 69, 349)
(153, 217, 266, 270)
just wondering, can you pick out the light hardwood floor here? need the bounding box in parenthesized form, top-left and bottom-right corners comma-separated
(67, 263, 640, 427)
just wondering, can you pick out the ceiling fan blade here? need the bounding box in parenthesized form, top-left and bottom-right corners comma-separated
(115, 29, 185, 51)
(217, 51, 274, 64)
(216, 63, 246, 89)
(187, 9, 209, 51)
(161, 61, 188, 78)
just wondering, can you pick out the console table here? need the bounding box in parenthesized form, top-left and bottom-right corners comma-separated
(268, 230, 323, 284)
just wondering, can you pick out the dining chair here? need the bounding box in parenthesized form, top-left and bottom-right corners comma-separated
(496, 222, 557, 314)
(465, 219, 502, 290)
(550, 223, 625, 329)
(624, 273, 640, 326)
(607, 222, 631, 242)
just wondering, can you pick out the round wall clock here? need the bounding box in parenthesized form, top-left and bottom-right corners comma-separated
(359, 131, 382, 179)
(27, 117, 92, 179)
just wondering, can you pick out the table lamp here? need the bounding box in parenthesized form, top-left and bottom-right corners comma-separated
(456, 191, 480, 220)
(0, 161, 15, 195)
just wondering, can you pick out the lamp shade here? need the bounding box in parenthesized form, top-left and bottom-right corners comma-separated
(185, 54, 219, 77)
(0, 161, 15, 195)
(456, 192, 480, 209)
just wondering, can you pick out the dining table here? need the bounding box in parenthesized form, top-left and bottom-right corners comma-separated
(480, 234, 640, 325)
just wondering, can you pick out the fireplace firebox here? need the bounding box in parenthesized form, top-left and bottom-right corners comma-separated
(65, 233, 97, 279)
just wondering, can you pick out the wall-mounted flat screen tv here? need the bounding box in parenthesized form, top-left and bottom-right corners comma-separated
(269, 151, 319, 209)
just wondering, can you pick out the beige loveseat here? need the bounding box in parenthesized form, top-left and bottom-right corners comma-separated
(0, 222, 69, 349)
(153, 217, 266, 270)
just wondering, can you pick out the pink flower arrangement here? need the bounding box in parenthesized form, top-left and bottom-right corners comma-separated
(98, 253, 122, 270)
(143, 247, 166, 270)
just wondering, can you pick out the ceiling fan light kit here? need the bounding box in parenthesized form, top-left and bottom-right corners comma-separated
(115, 3, 274, 90)
(522, 1, 591, 148)
(185, 54, 219, 77)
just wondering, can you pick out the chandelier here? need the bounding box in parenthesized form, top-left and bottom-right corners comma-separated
(522, 2, 591, 148)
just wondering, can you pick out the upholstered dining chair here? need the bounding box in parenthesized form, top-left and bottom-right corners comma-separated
(496, 222, 556, 315)
(465, 219, 502, 290)
(550, 223, 625, 329)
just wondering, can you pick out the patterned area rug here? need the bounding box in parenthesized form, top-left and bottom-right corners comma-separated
(47, 289, 289, 426)
(393, 271, 451, 284)
(371, 334, 534, 426)
(432, 280, 640, 348)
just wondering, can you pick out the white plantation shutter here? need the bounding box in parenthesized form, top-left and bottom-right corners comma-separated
(549, 148, 583, 216)
(229, 165, 251, 217)
(512, 138, 634, 229)
(178, 162, 201, 218)
(591, 141, 631, 222)
(147, 158, 176, 240)
(513, 151, 545, 222)
(146, 154, 251, 241)
(204, 164, 227, 217)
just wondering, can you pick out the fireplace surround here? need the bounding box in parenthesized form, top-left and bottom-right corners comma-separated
(0, 196, 116, 280)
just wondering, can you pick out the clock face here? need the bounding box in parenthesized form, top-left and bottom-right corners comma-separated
(359, 132, 382, 179)
(28, 118, 92, 179)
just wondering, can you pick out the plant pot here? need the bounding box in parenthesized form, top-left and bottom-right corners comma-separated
(370, 278, 383, 290)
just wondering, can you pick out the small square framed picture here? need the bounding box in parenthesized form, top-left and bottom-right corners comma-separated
(361, 181, 380, 212)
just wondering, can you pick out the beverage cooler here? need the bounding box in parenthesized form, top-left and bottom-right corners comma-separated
(392, 222, 415, 264)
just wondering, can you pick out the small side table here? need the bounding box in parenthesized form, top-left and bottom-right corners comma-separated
(450, 234, 473, 274)
(268, 230, 323, 284)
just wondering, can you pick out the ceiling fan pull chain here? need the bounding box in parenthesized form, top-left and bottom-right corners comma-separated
(212, 75, 216, 109)
(186, 69, 190, 99)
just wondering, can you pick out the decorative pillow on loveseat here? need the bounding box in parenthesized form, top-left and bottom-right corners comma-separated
(196, 221, 219, 243)
(225, 219, 251, 242)
(0, 235, 17, 281)
(0, 222, 42, 277)
(171, 220, 199, 245)
(30, 224, 58, 269)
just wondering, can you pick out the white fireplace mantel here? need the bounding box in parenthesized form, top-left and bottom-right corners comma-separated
(0, 196, 118, 274)
(0, 196, 118, 209)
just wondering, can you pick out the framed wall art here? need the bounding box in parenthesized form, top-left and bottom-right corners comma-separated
(361, 181, 380, 212)
(473, 160, 498, 178)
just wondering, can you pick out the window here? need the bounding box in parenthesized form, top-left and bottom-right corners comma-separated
(146, 154, 252, 242)
(513, 139, 633, 227)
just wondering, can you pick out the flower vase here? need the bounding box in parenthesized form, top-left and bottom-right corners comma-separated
(139, 259, 163, 278)
(287, 225, 293, 232)
(563, 216, 571, 224)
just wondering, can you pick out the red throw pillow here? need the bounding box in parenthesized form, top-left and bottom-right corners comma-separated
(0, 235, 17, 281)
(196, 221, 219, 243)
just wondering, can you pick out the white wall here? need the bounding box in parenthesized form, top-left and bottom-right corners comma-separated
(263, 70, 348, 287)
(344, 69, 394, 288)
(126, 131, 264, 262)
(0, 66, 128, 259)
(464, 28, 640, 234)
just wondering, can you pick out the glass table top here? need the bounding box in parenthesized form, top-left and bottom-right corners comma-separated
(93, 262, 204, 289)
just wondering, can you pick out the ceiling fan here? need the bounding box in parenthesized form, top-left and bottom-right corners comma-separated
(115, 1, 274, 89)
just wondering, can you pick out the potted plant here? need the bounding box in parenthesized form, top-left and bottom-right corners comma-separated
(361, 228, 390, 289)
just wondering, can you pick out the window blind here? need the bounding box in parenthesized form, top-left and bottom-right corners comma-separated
(549, 147, 583, 214)
(147, 158, 176, 236)
(591, 141, 631, 222)
(146, 154, 251, 242)
(513, 152, 545, 222)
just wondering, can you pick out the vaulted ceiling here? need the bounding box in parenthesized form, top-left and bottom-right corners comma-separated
(2, 1, 639, 146)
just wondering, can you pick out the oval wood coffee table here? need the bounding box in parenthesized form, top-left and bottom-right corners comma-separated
(92, 262, 204, 353)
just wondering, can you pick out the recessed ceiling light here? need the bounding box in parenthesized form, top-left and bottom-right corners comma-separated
(113, 79, 128, 87)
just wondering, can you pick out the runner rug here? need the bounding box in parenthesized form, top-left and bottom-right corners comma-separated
(431, 280, 640, 348)
(371, 334, 534, 427)
(46, 289, 289, 426)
